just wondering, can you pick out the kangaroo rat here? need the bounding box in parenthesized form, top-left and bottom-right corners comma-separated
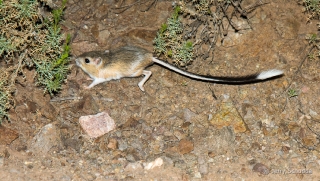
(75, 46, 283, 91)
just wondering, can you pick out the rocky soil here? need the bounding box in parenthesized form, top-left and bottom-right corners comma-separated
(0, 0, 320, 180)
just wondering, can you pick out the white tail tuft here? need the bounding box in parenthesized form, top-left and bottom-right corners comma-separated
(256, 69, 283, 80)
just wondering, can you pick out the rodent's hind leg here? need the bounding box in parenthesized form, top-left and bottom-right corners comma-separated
(138, 70, 152, 92)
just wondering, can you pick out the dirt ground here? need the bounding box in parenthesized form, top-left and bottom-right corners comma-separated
(1, 0, 320, 180)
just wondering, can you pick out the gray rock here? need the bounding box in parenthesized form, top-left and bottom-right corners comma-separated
(30, 124, 62, 155)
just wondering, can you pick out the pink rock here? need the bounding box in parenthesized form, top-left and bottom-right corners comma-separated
(79, 112, 116, 138)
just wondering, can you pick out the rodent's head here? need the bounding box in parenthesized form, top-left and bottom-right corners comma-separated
(75, 51, 105, 77)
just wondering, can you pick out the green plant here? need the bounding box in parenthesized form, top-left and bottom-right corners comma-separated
(174, 41, 193, 64)
(306, 33, 320, 60)
(0, 36, 16, 56)
(34, 35, 70, 94)
(0, 90, 9, 120)
(34, 0, 70, 95)
(0, 0, 70, 122)
(52, 0, 67, 32)
(153, 6, 193, 66)
(13, 0, 38, 18)
(304, 0, 320, 19)
(304, 0, 320, 61)
(167, 15, 182, 38)
(288, 88, 299, 98)
(153, 31, 166, 55)
(194, 0, 211, 14)
(0, 71, 13, 123)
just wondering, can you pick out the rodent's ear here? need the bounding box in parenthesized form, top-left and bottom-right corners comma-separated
(94, 57, 102, 65)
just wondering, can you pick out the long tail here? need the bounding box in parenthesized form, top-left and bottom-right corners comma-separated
(152, 58, 283, 84)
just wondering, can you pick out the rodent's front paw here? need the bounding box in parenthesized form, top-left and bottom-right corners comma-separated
(83, 85, 91, 89)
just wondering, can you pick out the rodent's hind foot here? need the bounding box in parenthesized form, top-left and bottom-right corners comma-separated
(138, 83, 145, 92)
(137, 70, 152, 92)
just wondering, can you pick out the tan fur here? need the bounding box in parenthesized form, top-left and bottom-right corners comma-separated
(75, 46, 154, 90)
(75, 45, 283, 91)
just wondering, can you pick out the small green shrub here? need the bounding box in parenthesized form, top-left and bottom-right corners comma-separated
(0, 0, 70, 122)
(306, 33, 320, 60)
(194, 0, 212, 15)
(304, 0, 320, 20)
(13, 0, 38, 18)
(0, 36, 16, 56)
(288, 88, 299, 98)
(175, 41, 193, 64)
(34, 34, 70, 94)
(304, 0, 320, 61)
(153, 6, 193, 67)
(0, 68, 15, 123)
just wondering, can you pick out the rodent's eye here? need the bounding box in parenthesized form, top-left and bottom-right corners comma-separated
(84, 58, 90, 63)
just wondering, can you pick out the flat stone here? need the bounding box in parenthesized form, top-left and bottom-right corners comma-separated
(30, 123, 62, 155)
(209, 101, 249, 133)
(79, 112, 116, 138)
(0, 126, 19, 145)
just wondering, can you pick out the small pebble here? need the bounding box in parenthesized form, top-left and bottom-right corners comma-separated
(252, 163, 269, 175)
